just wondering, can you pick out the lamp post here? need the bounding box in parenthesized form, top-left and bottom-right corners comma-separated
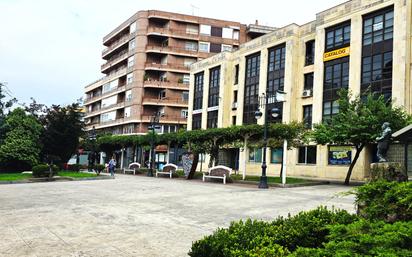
(147, 111, 163, 177)
(254, 90, 286, 189)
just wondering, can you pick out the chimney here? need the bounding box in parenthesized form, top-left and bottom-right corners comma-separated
(255, 19, 259, 25)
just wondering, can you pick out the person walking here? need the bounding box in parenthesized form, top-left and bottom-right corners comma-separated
(108, 155, 116, 177)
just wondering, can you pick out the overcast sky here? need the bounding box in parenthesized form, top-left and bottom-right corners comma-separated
(0, 0, 346, 106)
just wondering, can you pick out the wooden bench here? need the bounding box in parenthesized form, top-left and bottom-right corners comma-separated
(123, 162, 140, 175)
(203, 165, 232, 184)
(156, 163, 178, 178)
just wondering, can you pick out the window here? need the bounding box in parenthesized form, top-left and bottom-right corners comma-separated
(102, 79, 118, 94)
(325, 22, 351, 51)
(123, 124, 134, 134)
(222, 28, 233, 39)
(243, 52, 260, 124)
(127, 55, 135, 68)
(249, 148, 262, 163)
(181, 109, 188, 118)
(363, 8, 393, 46)
(159, 90, 166, 99)
(233, 30, 240, 40)
(184, 58, 196, 67)
(183, 74, 190, 84)
(232, 116, 237, 125)
(182, 91, 189, 101)
(208, 66, 220, 107)
(185, 41, 197, 51)
(192, 113, 202, 130)
(100, 111, 116, 122)
(361, 7, 394, 99)
(298, 146, 317, 164)
(305, 40, 315, 65)
(124, 107, 131, 117)
(101, 95, 117, 108)
(193, 72, 204, 110)
(200, 24, 211, 35)
(234, 64, 239, 85)
(303, 105, 312, 128)
(130, 22, 136, 33)
(126, 90, 132, 101)
(328, 146, 352, 165)
(207, 110, 218, 128)
(210, 43, 222, 53)
(127, 73, 133, 84)
(221, 44, 232, 52)
(267, 44, 286, 122)
(304, 72, 314, 90)
(129, 39, 136, 50)
(199, 42, 210, 53)
(323, 57, 349, 121)
(211, 26, 222, 37)
(270, 148, 283, 164)
(186, 24, 198, 35)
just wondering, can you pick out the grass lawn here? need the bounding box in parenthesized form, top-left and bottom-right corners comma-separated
(0, 173, 32, 181)
(58, 171, 97, 178)
(231, 174, 309, 184)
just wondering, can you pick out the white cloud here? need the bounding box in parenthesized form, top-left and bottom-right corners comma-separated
(0, 0, 346, 106)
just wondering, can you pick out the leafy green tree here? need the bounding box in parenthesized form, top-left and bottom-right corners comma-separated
(311, 90, 410, 185)
(41, 103, 85, 165)
(0, 82, 17, 144)
(0, 108, 42, 171)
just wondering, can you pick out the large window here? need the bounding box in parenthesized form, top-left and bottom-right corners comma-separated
(303, 105, 312, 128)
(234, 64, 239, 85)
(210, 43, 222, 53)
(249, 148, 262, 163)
(297, 146, 317, 164)
(208, 66, 220, 107)
(207, 110, 218, 128)
(193, 72, 204, 110)
(267, 44, 285, 122)
(325, 22, 351, 51)
(304, 72, 314, 90)
(192, 113, 202, 130)
(323, 57, 349, 121)
(361, 7, 393, 99)
(270, 148, 283, 164)
(305, 40, 315, 66)
(243, 52, 260, 124)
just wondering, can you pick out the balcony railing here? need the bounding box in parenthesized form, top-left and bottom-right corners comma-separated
(102, 33, 135, 57)
(144, 62, 190, 72)
(142, 97, 188, 106)
(146, 45, 198, 56)
(141, 114, 187, 123)
(84, 101, 125, 117)
(143, 80, 189, 90)
(146, 27, 199, 39)
(84, 86, 126, 104)
(101, 51, 129, 71)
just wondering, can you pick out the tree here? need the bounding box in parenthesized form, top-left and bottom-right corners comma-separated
(0, 108, 42, 171)
(311, 90, 410, 185)
(41, 103, 84, 165)
(0, 82, 17, 144)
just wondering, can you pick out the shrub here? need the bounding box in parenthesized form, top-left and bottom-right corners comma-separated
(291, 219, 412, 257)
(67, 164, 81, 172)
(355, 180, 412, 222)
(188, 207, 357, 257)
(94, 164, 106, 174)
(32, 164, 58, 178)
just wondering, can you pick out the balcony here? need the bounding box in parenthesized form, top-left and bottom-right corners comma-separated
(101, 51, 129, 73)
(141, 114, 187, 124)
(146, 45, 198, 57)
(146, 27, 199, 40)
(144, 62, 190, 73)
(84, 85, 126, 104)
(102, 33, 135, 58)
(84, 101, 125, 118)
(142, 97, 188, 107)
(143, 80, 189, 90)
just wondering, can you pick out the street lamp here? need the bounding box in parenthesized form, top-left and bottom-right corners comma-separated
(254, 90, 286, 189)
(147, 111, 163, 177)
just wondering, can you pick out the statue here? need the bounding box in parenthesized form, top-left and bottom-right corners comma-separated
(376, 122, 392, 162)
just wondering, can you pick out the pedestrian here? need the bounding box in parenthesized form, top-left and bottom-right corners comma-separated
(108, 155, 116, 177)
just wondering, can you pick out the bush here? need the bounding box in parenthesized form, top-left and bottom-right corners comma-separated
(355, 180, 412, 222)
(292, 219, 412, 257)
(67, 164, 81, 172)
(189, 207, 357, 257)
(94, 164, 106, 174)
(32, 164, 58, 178)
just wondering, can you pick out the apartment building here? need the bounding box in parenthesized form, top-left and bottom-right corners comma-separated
(84, 10, 274, 136)
(188, 0, 412, 181)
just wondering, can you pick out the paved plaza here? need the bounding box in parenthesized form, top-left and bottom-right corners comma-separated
(0, 175, 355, 257)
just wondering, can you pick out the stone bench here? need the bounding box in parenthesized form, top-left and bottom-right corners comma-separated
(203, 165, 232, 184)
(156, 163, 178, 179)
(123, 162, 140, 175)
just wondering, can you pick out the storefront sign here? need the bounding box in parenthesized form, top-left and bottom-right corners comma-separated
(323, 46, 350, 62)
(328, 146, 352, 165)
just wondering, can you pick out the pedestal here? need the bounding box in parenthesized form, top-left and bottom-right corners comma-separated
(370, 162, 408, 182)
